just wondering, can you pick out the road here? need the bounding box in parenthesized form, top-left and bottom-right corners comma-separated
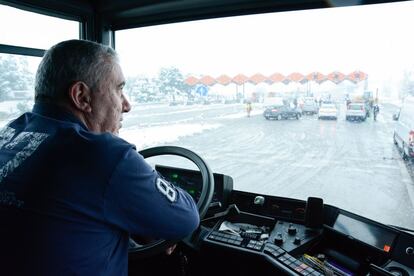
(121, 102, 414, 229)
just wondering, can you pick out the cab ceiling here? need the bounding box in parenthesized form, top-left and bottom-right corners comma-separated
(1, 0, 405, 30)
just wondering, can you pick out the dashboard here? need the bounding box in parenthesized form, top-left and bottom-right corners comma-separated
(156, 165, 414, 276)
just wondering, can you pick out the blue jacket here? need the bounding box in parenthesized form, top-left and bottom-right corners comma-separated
(0, 103, 199, 276)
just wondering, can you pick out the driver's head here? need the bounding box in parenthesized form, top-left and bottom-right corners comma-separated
(35, 39, 131, 135)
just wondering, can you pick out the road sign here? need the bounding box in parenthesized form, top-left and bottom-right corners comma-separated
(196, 85, 208, 96)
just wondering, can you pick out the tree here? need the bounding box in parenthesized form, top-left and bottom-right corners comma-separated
(124, 67, 190, 103)
(124, 75, 158, 103)
(400, 70, 414, 98)
(0, 55, 34, 101)
(156, 67, 190, 99)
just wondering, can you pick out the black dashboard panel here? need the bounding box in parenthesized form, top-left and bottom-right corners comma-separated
(333, 212, 397, 253)
(156, 166, 414, 275)
(390, 232, 414, 269)
(230, 191, 307, 223)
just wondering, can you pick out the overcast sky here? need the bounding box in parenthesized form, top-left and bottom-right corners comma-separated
(115, 1, 414, 81)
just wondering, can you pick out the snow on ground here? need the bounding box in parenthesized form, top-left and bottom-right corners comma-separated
(220, 109, 262, 119)
(119, 122, 221, 149)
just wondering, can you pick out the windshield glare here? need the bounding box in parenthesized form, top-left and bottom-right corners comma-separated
(116, 1, 414, 229)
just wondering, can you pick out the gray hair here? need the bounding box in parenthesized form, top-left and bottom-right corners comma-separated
(35, 39, 118, 103)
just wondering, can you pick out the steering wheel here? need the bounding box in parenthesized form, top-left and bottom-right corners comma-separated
(128, 146, 215, 259)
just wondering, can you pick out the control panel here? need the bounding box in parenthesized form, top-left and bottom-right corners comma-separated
(203, 209, 414, 275)
(205, 218, 324, 275)
(270, 221, 322, 253)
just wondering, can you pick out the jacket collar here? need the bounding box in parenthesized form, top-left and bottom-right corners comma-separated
(32, 102, 89, 131)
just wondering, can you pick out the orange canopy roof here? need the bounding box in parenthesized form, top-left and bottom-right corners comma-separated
(268, 73, 286, 83)
(200, 75, 216, 86)
(347, 71, 368, 83)
(287, 72, 304, 82)
(185, 71, 367, 86)
(327, 71, 346, 84)
(216, 74, 232, 85)
(249, 73, 268, 84)
(306, 72, 326, 83)
(185, 76, 199, 86)
(232, 74, 248, 85)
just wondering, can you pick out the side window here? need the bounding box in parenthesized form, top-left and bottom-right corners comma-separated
(0, 4, 79, 49)
(0, 4, 79, 125)
(0, 54, 40, 127)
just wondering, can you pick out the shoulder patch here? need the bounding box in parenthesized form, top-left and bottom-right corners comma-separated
(155, 177, 177, 203)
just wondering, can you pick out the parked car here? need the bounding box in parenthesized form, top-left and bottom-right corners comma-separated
(302, 99, 319, 115)
(345, 103, 368, 121)
(318, 103, 339, 120)
(393, 96, 414, 160)
(263, 105, 301, 120)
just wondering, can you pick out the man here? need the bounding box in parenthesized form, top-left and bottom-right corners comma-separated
(373, 104, 380, 121)
(0, 40, 199, 275)
(246, 101, 252, 117)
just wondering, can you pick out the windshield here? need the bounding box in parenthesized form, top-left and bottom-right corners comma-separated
(116, 2, 414, 229)
(349, 104, 364, 110)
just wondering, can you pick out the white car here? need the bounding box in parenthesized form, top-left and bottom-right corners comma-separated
(345, 103, 368, 121)
(302, 99, 319, 115)
(393, 96, 414, 160)
(318, 103, 339, 120)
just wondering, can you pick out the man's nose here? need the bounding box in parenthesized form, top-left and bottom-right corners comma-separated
(122, 95, 131, 113)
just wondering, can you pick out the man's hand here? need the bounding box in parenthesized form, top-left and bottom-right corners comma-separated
(132, 235, 177, 255)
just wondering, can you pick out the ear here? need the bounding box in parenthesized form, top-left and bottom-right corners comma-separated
(68, 81, 92, 112)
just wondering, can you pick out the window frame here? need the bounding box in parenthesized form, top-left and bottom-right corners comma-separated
(0, 1, 89, 57)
